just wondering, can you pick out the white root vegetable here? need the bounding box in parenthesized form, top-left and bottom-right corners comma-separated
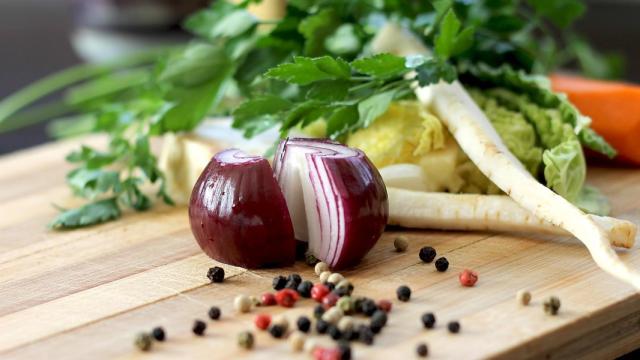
(387, 187, 637, 249)
(420, 81, 640, 288)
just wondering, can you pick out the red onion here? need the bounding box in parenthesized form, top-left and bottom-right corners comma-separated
(189, 149, 296, 268)
(273, 138, 388, 269)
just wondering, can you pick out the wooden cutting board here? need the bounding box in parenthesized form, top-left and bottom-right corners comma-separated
(1, 137, 640, 360)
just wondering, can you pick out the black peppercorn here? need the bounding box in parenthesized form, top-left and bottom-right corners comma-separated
(297, 280, 313, 298)
(416, 343, 428, 357)
(447, 321, 460, 334)
(208, 306, 221, 320)
(328, 325, 342, 340)
(435, 257, 449, 272)
(287, 273, 302, 287)
(207, 266, 225, 283)
(421, 312, 436, 329)
(316, 319, 329, 334)
(333, 286, 350, 298)
(358, 325, 374, 345)
(269, 324, 285, 338)
(338, 342, 352, 360)
(272, 275, 287, 290)
(396, 285, 411, 302)
(369, 323, 382, 334)
(192, 320, 207, 336)
(342, 329, 357, 341)
(297, 316, 311, 333)
(151, 326, 165, 341)
(371, 310, 387, 328)
(419, 246, 437, 263)
(361, 298, 378, 316)
(314, 304, 325, 319)
(325, 282, 336, 291)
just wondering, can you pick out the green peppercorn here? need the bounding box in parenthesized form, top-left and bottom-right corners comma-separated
(544, 296, 561, 315)
(134, 332, 152, 352)
(418, 246, 436, 263)
(394, 236, 409, 252)
(435, 257, 449, 272)
(396, 285, 411, 302)
(237, 331, 255, 350)
(416, 343, 428, 357)
(208, 306, 221, 320)
(421, 312, 436, 329)
(207, 266, 225, 283)
(337, 296, 354, 314)
(447, 321, 460, 334)
(151, 326, 165, 341)
(192, 320, 206, 336)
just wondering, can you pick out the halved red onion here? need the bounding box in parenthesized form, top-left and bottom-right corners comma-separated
(273, 138, 388, 269)
(189, 149, 296, 268)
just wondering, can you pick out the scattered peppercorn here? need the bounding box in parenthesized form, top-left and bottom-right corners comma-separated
(377, 299, 392, 313)
(336, 279, 354, 293)
(134, 332, 152, 352)
(192, 320, 207, 336)
(234, 295, 252, 313)
(447, 321, 460, 334)
(418, 246, 437, 263)
(208, 306, 221, 320)
(322, 292, 340, 309)
(297, 280, 314, 298)
(517, 290, 532, 306)
(322, 307, 344, 324)
(328, 325, 342, 340)
(421, 312, 436, 329)
(337, 296, 354, 314)
(249, 295, 261, 307)
(311, 283, 330, 302)
(435, 257, 449, 272)
(273, 275, 287, 290)
(333, 287, 350, 298)
(316, 319, 329, 334)
(544, 296, 561, 315)
(416, 343, 429, 357)
(459, 269, 478, 287)
(394, 236, 409, 252)
(272, 314, 290, 332)
(254, 313, 271, 330)
(290, 331, 306, 352)
(207, 266, 225, 283)
(314, 304, 325, 319)
(297, 316, 311, 333)
(276, 289, 299, 308)
(288, 273, 302, 286)
(358, 325, 375, 345)
(306, 253, 320, 267)
(315, 262, 330, 276)
(342, 328, 358, 341)
(237, 331, 255, 350)
(361, 298, 378, 316)
(338, 342, 352, 360)
(313, 347, 341, 360)
(327, 273, 344, 285)
(151, 326, 165, 341)
(326, 282, 336, 291)
(369, 323, 382, 334)
(396, 285, 412, 302)
(261, 293, 276, 306)
(319, 271, 332, 283)
(337, 316, 355, 332)
(371, 310, 387, 328)
(269, 324, 285, 338)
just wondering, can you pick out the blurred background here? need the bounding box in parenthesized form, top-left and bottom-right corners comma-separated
(1, 0, 639, 155)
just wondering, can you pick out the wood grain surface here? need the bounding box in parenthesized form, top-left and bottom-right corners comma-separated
(1, 138, 640, 360)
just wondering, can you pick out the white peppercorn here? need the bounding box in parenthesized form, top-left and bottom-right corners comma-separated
(321, 307, 344, 324)
(394, 236, 409, 252)
(315, 262, 330, 276)
(234, 295, 252, 313)
(289, 331, 306, 352)
(517, 290, 532, 306)
(337, 316, 354, 332)
(327, 273, 344, 285)
(319, 271, 332, 283)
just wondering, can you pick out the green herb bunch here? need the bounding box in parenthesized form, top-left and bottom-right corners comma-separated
(0, 0, 621, 228)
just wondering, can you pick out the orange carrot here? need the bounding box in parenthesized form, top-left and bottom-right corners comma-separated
(550, 74, 640, 165)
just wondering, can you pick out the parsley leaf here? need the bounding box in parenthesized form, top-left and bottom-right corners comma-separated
(351, 53, 407, 79)
(527, 0, 585, 28)
(50, 198, 121, 229)
(266, 56, 350, 85)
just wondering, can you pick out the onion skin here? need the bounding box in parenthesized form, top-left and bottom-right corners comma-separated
(189, 149, 296, 268)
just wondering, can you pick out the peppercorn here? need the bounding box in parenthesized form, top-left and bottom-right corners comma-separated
(358, 325, 374, 345)
(328, 325, 342, 340)
(416, 343, 428, 357)
(134, 332, 152, 352)
(322, 307, 344, 324)
(342, 328, 358, 341)
(337, 316, 354, 332)
(447, 321, 460, 334)
(544, 296, 561, 315)
(237, 331, 254, 350)
(361, 298, 378, 316)
(338, 342, 352, 360)
(421, 312, 436, 329)
(306, 253, 320, 266)
(319, 271, 332, 283)
(332, 287, 349, 298)
(269, 324, 285, 338)
(273, 275, 287, 290)
(314, 347, 341, 360)
(337, 296, 354, 314)
(315, 262, 330, 276)
(327, 273, 344, 285)
(254, 313, 271, 330)
(276, 289, 299, 308)
(396, 285, 412, 302)
(435, 257, 449, 272)
(322, 292, 340, 309)
(311, 283, 330, 302)
(418, 246, 437, 263)
(316, 319, 329, 334)
(336, 279, 354, 294)
(207, 266, 225, 283)
(208, 306, 221, 320)
(459, 269, 478, 287)
(249, 295, 261, 307)
(151, 326, 165, 341)
(371, 310, 387, 328)
(297, 280, 314, 298)
(288, 273, 302, 286)
(297, 315, 311, 333)
(377, 299, 392, 313)
(261, 292, 276, 306)
(192, 320, 207, 336)
(290, 331, 306, 352)
(314, 304, 325, 319)
(326, 282, 336, 291)
(394, 236, 409, 252)
(517, 290, 532, 306)
(272, 314, 290, 332)
(369, 323, 382, 334)
(234, 295, 252, 313)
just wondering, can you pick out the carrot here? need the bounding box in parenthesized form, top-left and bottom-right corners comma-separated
(550, 74, 640, 165)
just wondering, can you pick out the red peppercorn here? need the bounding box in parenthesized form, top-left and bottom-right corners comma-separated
(254, 313, 271, 330)
(377, 299, 393, 313)
(322, 292, 339, 309)
(313, 347, 341, 360)
(311, 283, 330, 302)
(276, 289, 299, 307)
(459, 269, 478, 287)
(261, 292, 276, 306)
